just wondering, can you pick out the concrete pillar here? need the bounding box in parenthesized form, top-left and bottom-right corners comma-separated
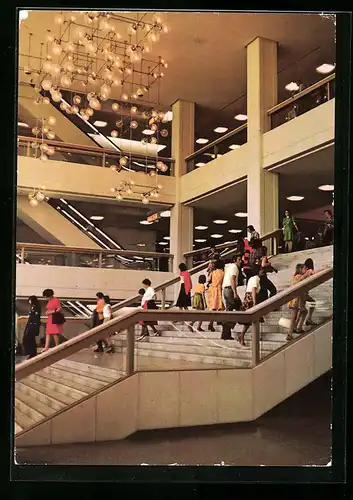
(246, 37, 279, 236)
(170, 100, 195, 273)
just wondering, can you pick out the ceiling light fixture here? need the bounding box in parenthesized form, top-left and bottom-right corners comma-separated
(195, 225, 208, 230)
(90, 216, 104, 221)
(158, 241, 168, 245)
(285, 82, 300, 92)
(195, 239, 207, 243)
(163, 111, 173, 121)
(211, 234, 223, 238)
(163, 236, 170, 240)
(196, 138, 209, 144)
(213, 220, 228, 224)
(234, 212, 248, 218)
(318, 184, 334, 191)
(228, 229, 242, 233)
(18, 121, 29, 128)
(160, 210, 171, 218)
(286, 196, 304, 201)
(140, 220, 153, 225)
(142, 129, 155, 135)
(195, 162, 206, 167)
(93, 120, 107, 127)
(214, 127, 228, 133)
(316, 63, 335, 74)
(229, 144, 241, 150)
(234, 114, 247, 121)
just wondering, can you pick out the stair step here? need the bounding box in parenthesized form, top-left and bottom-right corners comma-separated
(135, 347, 251, 367)
(56, 359, 121, 380)
(43, 365, 112, 389)
(31, 370, 94, 395)
(15, 422, 23, 434)
(15, 391, 56, 419)
(15, 397, 46, 423)
(16, 380, 76, 409)
(14, 406, 37, 430)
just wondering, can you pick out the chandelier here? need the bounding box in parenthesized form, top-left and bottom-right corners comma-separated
(110, 180, 163, 204)
(30, 116, 57, 160)
(28, 186, 47, 207)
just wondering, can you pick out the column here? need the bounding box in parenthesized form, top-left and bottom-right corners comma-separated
(170, 100, 195, 273)
(246, 37, 279, 236)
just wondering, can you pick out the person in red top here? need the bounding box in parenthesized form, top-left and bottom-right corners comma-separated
(42, 289, 64, 352)
(176, 263, 192, 310)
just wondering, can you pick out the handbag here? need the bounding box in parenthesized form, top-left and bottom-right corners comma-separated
(52, 310, 66, 325)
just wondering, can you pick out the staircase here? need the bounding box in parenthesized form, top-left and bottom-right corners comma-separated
(15, 359, 124, 435)
(112, 246, 333, 368)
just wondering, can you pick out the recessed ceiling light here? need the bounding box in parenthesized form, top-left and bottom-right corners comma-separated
(195, 239, 207, 243)
(142, 129, 155, 135)
(234, 114, 247, 121)
(228, 229, 242, 233)
(211, 234, 223, 238)
(234, 212, 248, 218)
(195, 225, 208, 230)
(137, 243, 146, 247)
(163, 111, 173, 122)
(196, 138, 209, 144)
(195, 162, 206, 167)
(213, 219, 228, 224)
(93, 120, 107, 127)
(163, 236, 170, 240)
(318, 184, 334, 191)
(160, 210, 171, 218)
(140, 220, 153, 225)
(90, 216, 104, 221)
(286, 196, 304, 201)
(316, 63, 335, 74)
(214, 127, 228, 133)
(158, 241, 168, 245)
(229, 144, 241, 150)
(18, 121, 29, 128)
(285, 82, 299, 92)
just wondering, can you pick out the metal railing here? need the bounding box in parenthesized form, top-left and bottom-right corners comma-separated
(16, 242, 174, 272)
(17, 135, 175, 176)
(15, 265, 333, 381)
(268, 74, 335, 129)
(185, 124, 248, 173)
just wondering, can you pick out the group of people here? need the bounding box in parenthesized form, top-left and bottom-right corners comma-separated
(169, 234, 280, 345)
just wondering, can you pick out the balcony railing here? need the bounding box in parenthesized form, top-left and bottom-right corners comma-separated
(268, 74, 335, 129)
(17, 136, 175, 177)
(185, 123, 247, 173)
(16, 242, 174, 272)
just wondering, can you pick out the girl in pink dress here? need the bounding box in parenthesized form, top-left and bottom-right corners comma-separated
(42, 289, 64, 351)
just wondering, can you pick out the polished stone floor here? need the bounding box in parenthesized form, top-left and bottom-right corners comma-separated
(16, 373, 331, 466)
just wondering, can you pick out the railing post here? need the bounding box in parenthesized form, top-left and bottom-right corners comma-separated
(98, 253, 102, 268)
(70, 253, 77, 267)
(26, 141, 31, 157)
(102, 152, 106, 168)
(126, 325, 135, 376)
(20, 247, 25, 264)
(161, 289, 166, 310)
(168, 256, 173, 272)
(251, 320, 260, 367)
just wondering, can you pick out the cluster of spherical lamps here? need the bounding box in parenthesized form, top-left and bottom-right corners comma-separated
(28, 187, 46, 207)
(110, 180, 162, 204)
(31, 116, 57, 161)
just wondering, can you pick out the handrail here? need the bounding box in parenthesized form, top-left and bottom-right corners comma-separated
(184, 229, 282, 258)
(17, 135, 175, 165)
(185, 123, 247, 162)
(16, 242, 173, 260)
(267, 74, 335, 116)
(15, 266, 333, 380)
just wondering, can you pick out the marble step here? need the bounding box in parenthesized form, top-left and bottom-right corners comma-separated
(15, 422, 23, 434)
(15, 390, 57, 420)
(56, 359, 122, 380)
(121, 330, 297, 343)
(30, 370, 93, 396)
(16, 380, 76, 409)
(45, 364, 117, 386)
(15, 396, 47, 423)
(134, 340, 267, 359)
(134, 347, 251, 368)
(15, 407, 37, 430)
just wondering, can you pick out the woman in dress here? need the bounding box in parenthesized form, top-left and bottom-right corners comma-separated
(287, 264, 312, 340)
(282, 209, 299, 253)
(23, 295, 41, 358)
(188, 274, 207, 332)
(176, 263, 192, 311)
(207, 259, 225, 332)
(42, 289, 64, 352)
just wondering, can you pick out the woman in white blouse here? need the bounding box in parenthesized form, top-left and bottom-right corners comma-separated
(238, 266, 263, 346)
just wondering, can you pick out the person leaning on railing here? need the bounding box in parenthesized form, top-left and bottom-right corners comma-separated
(237, 265, 263, 346)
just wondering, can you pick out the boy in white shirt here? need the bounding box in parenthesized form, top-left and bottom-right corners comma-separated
(138, 279, 159, 340)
